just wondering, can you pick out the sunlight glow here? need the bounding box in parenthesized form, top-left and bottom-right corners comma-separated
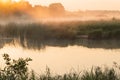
(27, 0, 120, 11)
(0, 0, 10, 3)
(12, 0, 21, 2)
(0, 0, 21, 3)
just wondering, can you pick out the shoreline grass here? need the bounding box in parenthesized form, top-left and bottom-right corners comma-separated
(0, 19, 120, 40)
(0, 54, 120, 80)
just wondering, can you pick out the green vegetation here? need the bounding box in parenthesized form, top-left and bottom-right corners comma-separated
(0, 54, 32, 80)
(0, 54, 120, 80)
(76, 20, 120, 39)
(0, 19, 120, 40)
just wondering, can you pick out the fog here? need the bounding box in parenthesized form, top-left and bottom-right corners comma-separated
(0, 0, 120, 24)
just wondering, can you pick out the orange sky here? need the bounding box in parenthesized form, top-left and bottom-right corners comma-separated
(27, 0, 120, 11)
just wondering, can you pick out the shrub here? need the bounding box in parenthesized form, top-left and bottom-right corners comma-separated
(0, 54, 32, 80)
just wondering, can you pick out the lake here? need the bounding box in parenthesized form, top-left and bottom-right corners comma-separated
(0, 38, 120, 74)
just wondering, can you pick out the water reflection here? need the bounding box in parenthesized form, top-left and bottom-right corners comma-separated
(13, 38, 120, 50)
(1, 42, 120, 74)
(0, 38, 120, 74)
(1, 38, 120, 49)
(0, 38, 13, 48)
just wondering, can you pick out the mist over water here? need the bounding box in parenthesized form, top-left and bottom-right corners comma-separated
(0, 0, 120, 75)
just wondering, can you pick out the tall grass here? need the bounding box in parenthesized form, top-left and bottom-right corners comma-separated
(1, 54, 120, 80)
(0, 22, 77, 40)
(76, 20, 120, 39)
(0, 19, 120, 40)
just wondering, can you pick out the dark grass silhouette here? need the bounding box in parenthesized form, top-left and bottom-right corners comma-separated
(0, 54, 120, 80)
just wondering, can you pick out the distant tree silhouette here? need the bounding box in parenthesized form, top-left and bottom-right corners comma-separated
(49, 3, 65, 17)
(33, 5, 49, 18)
(0, 1, 65, 18)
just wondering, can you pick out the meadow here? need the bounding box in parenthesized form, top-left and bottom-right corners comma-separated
(0, 19, 120, 40)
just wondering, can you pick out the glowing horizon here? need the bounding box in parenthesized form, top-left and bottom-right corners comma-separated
(27, 0, 120, 11)
(0, 0, 120, 20)
(12, 0, 21, 2)
(0, 0, 120, 11)
(0, 0, 21, 4)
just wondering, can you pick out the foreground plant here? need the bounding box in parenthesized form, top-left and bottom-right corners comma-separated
(0, 53, 32, 80)
(81, 66, 118, 80)
(0, 54, 120, 80)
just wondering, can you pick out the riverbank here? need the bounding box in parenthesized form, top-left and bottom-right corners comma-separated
(0, 19, 120, 40)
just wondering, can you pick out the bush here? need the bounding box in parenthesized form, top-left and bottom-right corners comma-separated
(0, 54, 32, 80)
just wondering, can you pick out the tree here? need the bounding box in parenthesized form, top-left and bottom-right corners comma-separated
(49, 3, 65, 17)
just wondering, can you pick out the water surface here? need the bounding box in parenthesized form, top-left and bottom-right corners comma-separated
(0, 39, 120, 74)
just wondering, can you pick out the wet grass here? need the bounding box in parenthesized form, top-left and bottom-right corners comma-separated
(1, 54, 120, 80)
(77, 20, 120, 39)
(0, 19, 120, 40)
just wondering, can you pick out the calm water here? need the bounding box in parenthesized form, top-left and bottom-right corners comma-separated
(0, 38, 120, 74)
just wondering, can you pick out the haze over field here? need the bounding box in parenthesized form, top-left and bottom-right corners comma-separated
(1, 1, 120, 79)
(0, 0, 120, 24)
(27, 0, 120, 11)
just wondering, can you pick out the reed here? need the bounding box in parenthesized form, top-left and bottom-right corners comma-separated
(0, 19, 120, 40)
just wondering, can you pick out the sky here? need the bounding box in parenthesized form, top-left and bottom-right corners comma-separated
(26, 0, 120, 11)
